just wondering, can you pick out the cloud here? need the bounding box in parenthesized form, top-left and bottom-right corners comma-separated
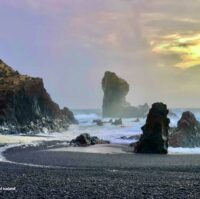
(1, 0, 200, 108)
(152, 34, 200, 69)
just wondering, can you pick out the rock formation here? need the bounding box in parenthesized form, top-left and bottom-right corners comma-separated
(102, 71, 149, 118)
(134, 102, 170, 154)
(70, 133, 110, 146)
(0, 59, 77, 134)
(112, 118, 123, 126)
(93, 119, 104, 126)
(169, 111, 200, 147)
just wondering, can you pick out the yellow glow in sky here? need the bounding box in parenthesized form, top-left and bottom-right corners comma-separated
(152, 34, 200, 69)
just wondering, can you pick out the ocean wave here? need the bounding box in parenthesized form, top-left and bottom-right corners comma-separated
(169, 147, 200, 154)
(75, 113, 100, 121)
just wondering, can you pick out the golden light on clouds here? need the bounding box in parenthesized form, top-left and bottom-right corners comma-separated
(152, 33, 200, 69)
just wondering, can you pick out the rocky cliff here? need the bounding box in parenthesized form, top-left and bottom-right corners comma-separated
(102, 71, 149, 118)
(0, 59, 77, 134)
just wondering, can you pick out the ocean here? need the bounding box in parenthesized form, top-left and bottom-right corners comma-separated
(1, 108, 200, 162)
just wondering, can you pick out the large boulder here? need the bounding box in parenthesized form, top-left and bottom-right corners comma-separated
(70, 133, 110, 146)
(0, 59, 77, 134)
(102, 71, 149, 118)
(169, 111, 200, 147)
(134, 102, 170, 154)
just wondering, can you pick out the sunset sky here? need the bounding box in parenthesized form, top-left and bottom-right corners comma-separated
(0, 0, 200, 108)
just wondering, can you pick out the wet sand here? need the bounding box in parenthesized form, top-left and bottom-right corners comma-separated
(49, 144, 133, 154)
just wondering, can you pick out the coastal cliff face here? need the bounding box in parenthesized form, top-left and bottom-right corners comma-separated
(134, 103, 170, 154)
(102, 71, 149, 118)
(0, 59, 77, 134)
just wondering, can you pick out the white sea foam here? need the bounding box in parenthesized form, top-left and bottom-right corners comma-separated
(0, 142, 43, 162)
(75, 113, 100, 121)
(0, 109, 200, 164)
(169, 147, 200, 154)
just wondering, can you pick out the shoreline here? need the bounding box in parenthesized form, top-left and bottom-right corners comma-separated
(2, 142, 200, 170)
(1, 142, 200, 198)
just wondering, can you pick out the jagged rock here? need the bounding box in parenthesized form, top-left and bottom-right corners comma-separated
(178, 111, 199, 129)
(134, 102, 170, 154)
(102, 71, 149, 118)
(0, 59, 77, 134)
(70, 133, 110, 146)
(93, 119, 104, 126)
(112, 118, 123, 126)
(169, 111, 200, 147)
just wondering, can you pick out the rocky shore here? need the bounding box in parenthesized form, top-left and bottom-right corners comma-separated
(169, 111, 200, 147)
(0, 59, 77, 134)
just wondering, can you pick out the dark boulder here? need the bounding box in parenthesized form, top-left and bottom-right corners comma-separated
(93, 119, 104, 126)
(70, 133, 110, 146)
(0, 59, 77, 134)
(102, 71, 149, 118)
(178, 111, 199, 129)
(62, 107, 78, 124)
(169, 111, 200, 147)
(112, 118, 123, 126)
(134, 102, 170, 154)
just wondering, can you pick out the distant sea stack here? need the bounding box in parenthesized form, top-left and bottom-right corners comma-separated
(102, 71, 149, 118)
(0, 59, 77, 134)
(134, 102, 170, 154)
(169, 111, 200, 147)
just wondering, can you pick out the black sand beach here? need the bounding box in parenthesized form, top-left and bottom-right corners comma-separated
(0, 144, 200, 199)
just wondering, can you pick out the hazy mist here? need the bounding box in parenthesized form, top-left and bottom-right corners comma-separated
(0, 0, 200, 108)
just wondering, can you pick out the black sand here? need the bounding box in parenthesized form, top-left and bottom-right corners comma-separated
(1, 144, 200, 199)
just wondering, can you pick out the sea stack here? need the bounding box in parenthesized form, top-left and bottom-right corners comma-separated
(102, 71, 149, 118)
(134, 102, 170, 154)
(0, 59, 77, 134)
(169, 111, 200, 147)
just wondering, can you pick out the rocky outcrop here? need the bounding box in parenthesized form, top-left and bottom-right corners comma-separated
(134, 103, 170, 154)
(112, 118, 123, 126)
(93, 119, 104, 126)
(102, 71, 149, 118)
(70, 133, 110, 146)
(169, 111, 200, 147)
(0, 59, 77, 134)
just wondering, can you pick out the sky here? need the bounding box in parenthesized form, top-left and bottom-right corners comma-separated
(0, 0, 200, 109)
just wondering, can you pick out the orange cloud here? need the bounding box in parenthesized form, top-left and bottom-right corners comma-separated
(152, 33, 200, 69)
